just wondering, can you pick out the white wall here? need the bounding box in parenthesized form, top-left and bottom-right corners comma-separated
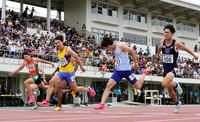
(63, 0, 200, 50)
(0, 58, 200, 84)
(84, 0, 199, 50)
(64, 0, 86, 33)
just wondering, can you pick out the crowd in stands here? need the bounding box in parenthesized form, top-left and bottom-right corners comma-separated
(0, 8, 200, 80)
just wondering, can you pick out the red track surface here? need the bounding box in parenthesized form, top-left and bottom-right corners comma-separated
(0, 105, 200, 122)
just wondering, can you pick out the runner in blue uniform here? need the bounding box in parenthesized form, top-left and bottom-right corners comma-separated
(95, 37, 145, 110)
(157, 24, 198, 113)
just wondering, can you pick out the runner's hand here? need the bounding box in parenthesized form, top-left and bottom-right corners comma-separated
(43, 79, 48, 85)
(9, 72, 14, 76)
(194, 54, 199, 60)
(51, 72, 55, 77)
(80, 66, 85, 72)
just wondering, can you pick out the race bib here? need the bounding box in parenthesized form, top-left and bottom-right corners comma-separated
(59, 58, 68, 67)
(163, 54, 173, 63)
(128, 73, 135, 81)
(27, 64, 35, 71)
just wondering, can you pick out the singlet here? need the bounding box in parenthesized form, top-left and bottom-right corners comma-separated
(162, 39, 178, 72)
(114, 43, 131, 71)
(58, 46, 74, 72)
(25, 58, 39, 77)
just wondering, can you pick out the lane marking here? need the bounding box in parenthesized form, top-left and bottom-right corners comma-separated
(136, 117, 200, 122)
(0, 115, 156, 122)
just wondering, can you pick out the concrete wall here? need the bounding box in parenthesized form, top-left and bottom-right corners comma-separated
(84, 0, 199, 50)
(1, 58, 200, 84)
(62, 0, 200, 50)
(1, 57, 200, 103)
(64, 0, 86, 33)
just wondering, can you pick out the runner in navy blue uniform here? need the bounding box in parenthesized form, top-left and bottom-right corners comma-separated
(157, 24, 198, 113)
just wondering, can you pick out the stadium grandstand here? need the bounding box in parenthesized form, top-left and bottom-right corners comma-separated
(0, 0, 200, 107)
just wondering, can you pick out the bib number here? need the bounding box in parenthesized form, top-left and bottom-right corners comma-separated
(128, 73, 135, 81)
(163, 54, 173, 63)
(28, 64, 35, 71)
(59, 58, 68, 67)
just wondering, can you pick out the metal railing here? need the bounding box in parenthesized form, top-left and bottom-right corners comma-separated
(0, 49, 101, 70)
(0, 49, 199, 79)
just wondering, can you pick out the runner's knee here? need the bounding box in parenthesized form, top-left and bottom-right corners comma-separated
(162, 81, 168, 88)
(49, 80, 56, 87)
(133, 82, 141, 89)
(106, 83, 113, 90)
(54, 88, 62, 95)
(24, 80, 30, 86)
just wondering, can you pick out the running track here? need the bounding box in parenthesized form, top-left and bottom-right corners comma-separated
(0, 105, 200, 122)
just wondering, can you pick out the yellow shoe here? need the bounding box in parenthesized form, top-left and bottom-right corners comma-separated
(54, 107, 62, 111)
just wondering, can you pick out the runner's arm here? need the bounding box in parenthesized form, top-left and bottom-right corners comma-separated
(67, 47, 85, 72)
(156, 39, 164, 58)
(9, 62, 25, 76)
(51, 67, 59, 76)
(35, 58, 54, 67)
(71, 57, 78, 72)
(176, 42, 198, 60)
(120, 42, 137, 69)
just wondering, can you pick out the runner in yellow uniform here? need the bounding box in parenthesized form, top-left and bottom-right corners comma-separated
(38, 35, 96, 111)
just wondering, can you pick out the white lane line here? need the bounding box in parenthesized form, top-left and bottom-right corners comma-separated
(0, 114, 85, 119)
(136, 117, 200, 122)
(0, 115, 156, 122)
(143, 112, 175, 115)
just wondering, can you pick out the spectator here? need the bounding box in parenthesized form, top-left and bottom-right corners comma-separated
(194, 44, 198, 52)
(193, 70, 200, 79)
(0, 8, 199, 81)
(1, 82, 7, 94)
(30, 7, 37, 19)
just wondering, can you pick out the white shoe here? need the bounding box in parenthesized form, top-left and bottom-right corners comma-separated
(175, 82, 183, 96)
(174, 101, 181, 113)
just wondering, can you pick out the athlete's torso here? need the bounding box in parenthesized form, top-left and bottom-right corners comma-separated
(58, 46, 74, 72)
(162, 39, 178, 72)
(25, 58, 39, 77)
(114, 43, 131, 71)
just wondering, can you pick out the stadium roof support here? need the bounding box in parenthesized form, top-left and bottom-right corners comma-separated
(1, 0, 6, 24)
(19, 0, 23, 15)
(58, 10, 61, 22)
(13, 0, 52, 31)
(10, 0, 59, 31)
(47, 0, 51, 31)
(10, 0, 65, 11)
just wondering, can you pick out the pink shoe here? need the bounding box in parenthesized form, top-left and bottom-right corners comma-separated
(37, 100, 49, 107)
(28, 95, 35, 104)
(88, 87, 96, 96)
(95, 103, 105, 110)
